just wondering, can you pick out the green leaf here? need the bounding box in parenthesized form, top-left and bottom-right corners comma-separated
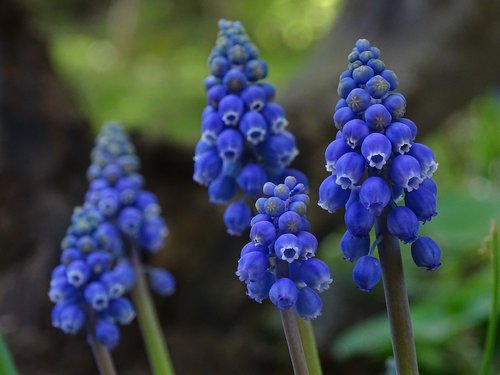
(0, 335, 18, 375)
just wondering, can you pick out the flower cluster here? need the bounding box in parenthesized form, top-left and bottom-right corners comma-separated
(85, 123, 170, 257)
(193, 20, 305, 236)
(318, 39, 441, 292)
(49, 123, 175, 348)
(87, 123, 175, 296)
(49, 205, 135, 349)
(236, 176, 332, 320)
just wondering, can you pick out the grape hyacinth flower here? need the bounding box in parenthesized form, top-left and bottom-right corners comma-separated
(237, 176, 332, 320)
(320, 39, 441, 286)
(50, 205, 135, 349)
(50, 123, 176, 375)
(85, 123, 175, 296)
(194, 20, 303, 235)
(318, 39, 442, 374)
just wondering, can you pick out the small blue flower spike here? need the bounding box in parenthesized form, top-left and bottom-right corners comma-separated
(194, 20, 303, 235)
(318, 39, 441, 291)
(86, 123, 175, 286)
(50, 123, 176, 348)
(49, 205, 135, 349)
(237, 176, 332, 320)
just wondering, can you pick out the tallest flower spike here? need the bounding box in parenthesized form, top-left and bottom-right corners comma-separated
(319, 38, 441, 278)
(319, 39, 441, 374)
(193, 20, 304, 235)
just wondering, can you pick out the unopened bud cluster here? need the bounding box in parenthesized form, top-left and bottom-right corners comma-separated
(237, 176, 332, 320)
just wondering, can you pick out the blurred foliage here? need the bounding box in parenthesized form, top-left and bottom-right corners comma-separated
(0, 334, 18, 375)
(21, 0, 500, 373)
(26, 0, 340, 144)
(479, 222, 499, 375)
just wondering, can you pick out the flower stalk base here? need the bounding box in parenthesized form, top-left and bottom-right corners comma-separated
(296, 318, 323, 375)
(89, 330, 118, 375)
(376, 215, 419, 375)
(280, 309, 309, 375)
(130, 249, 175, 375)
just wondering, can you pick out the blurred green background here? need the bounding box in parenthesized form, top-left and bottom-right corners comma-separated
(23, 0, 500, 373)
(29, 0, 340, 144)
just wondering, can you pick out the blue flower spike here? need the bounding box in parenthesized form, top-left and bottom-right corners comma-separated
(318, 38, 441, 293)
(49, 123, 176, 360)
(194, 20, 301, 235)
(48, 205, 135, 349)
(237, 176, 332, 321)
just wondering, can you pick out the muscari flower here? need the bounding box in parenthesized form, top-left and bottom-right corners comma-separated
(49, 205, 136, 348)
(50, 123, 176, 348)
(86, 123, 173, 257)
(194, 20, 304, 236)
(236, 176, 332, 320)
(318, 39, 441, 292)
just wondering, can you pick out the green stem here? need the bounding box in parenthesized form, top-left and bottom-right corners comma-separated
(296, 318, 323, 375)
(479, 221, 499, 375)
(0, 335, 18, 375)
(279, 309, 309, 375)
(88, 331, 118, 375)
(276, 260, 309, 375)
(130, 248, 175, 375)
(376, 215, 419, 375)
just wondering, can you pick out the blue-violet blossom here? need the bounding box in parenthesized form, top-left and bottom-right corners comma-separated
(194, 20, 304, 236)
(49, 204, 135, 348)
(49, 123, 176, 348)
(319, 39, 441, 292)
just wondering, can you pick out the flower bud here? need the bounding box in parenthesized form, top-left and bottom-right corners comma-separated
(387, 207, 420, 243)
(411, 236, 441, 270)
(269, 278, 299, 310)
(295, 287, 323, 320)
(353, 256, 382, 292)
